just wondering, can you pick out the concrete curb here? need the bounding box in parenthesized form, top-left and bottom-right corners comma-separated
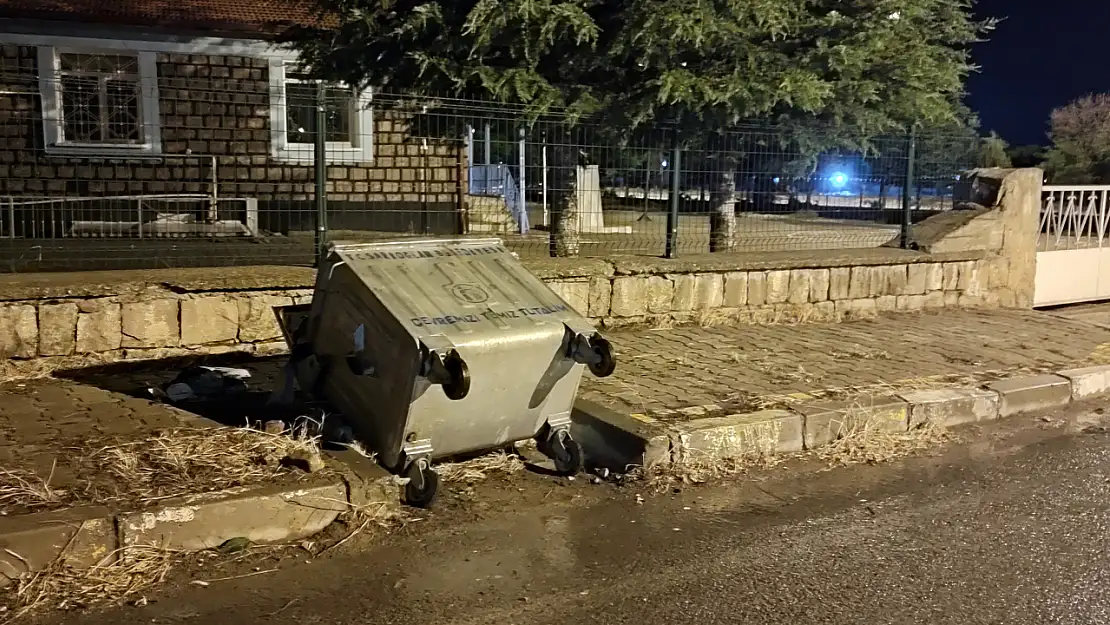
(0, 471, 399, 587)
(573, 364, 1110, 470)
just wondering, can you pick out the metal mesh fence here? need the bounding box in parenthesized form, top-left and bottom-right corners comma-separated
(0, 45, 979, 272)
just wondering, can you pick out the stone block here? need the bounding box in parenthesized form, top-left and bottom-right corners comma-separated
(987, 257, 1010, 289)
(765, 270, 790, 304)
(118, 481, 349, 551)
(0, 304, 37, 358)
(809, 269, 830, 302)
(942, 263, 960, 290)
(549, 280, 590, 316)
(237, 295, 293, 343)
(869, 266, 888, 297)
(38, 303, 78, 356)
(670, 274, 697, 311)
(76, 304, 122, 353)
(885, 265, 909, 295)
(787, 270, 811, 305)
(906, 264, 928, 295)
(898, 388, 1000, 428)
(670, 410, 803, 462)
(986, 374, 1072, 417)
(829, 267, 851, 300)
(610, 277, 648, 317)
(944, 291, 960, 307)
(923, 291, 946, 309)
(723, 272, 748, 307)
(588, 277, 612, 317)
(956, 261, 978, 291)
(925, 263, 944, 291)
(896, 294, 927, 311)
(848, 266, 870, 299)
(835, 298, 877, 320)
(812, 300, 836, 321)
(121, 300, 180, 348)
(747, 272, 768, 306)
(646, 276, 674, 314)
(875, 295, 898, 312)
(180, 297, 238, 345)
(961, 260, 985, 296)
(1058, 364, 1110, 400)
(693, 273, 723, 310)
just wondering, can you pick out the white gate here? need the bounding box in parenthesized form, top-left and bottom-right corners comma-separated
(1035, 186, 1110, 307)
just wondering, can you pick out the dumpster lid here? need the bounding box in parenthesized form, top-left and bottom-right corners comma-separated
(327, 238, 585, 335)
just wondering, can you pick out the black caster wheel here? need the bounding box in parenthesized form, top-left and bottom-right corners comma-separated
(442, 352, 471, 400)
(550, 430, 583, 477)
(587, 336, 616, 378)
(403, 461, 439, 508)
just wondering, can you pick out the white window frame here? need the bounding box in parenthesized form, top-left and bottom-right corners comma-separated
(268, 59, 373, 164)
(37, 46, 162, 156)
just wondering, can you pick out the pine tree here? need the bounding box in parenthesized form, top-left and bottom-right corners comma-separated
(285, 0, 993, 256)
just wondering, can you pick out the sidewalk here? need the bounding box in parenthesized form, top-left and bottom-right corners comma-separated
(579, 308, 1110, 419)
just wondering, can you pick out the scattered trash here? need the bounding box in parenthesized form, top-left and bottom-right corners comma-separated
(263, 420, 285, 435)
(596, 468, 610, 479)
(151, 366, 251, 404)
(590, 476, 602, 485)
(217, 537, 252, 554)
(635, 494, 644, 505)
(190, 580, 210, 588)
(131, 597, 148, 607)
(299, 540, 315, 552)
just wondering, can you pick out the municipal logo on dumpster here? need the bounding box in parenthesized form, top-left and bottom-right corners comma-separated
(448, 283, 489, 304)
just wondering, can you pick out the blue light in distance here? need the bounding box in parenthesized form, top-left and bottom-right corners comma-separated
(830, 172, 848, 188)
(772, 176, 781, 184)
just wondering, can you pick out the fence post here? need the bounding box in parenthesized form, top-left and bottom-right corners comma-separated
(665, 128, 682, 259)
(900, 125, 917, 249)
(541, 132, 549, 228)
(314, 84, 328, 265)
(518, 127, 527, 235)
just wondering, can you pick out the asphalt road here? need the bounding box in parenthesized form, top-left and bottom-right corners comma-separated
(33, 405, 1110, 625)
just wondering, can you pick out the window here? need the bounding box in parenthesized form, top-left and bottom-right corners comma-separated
(268, 60, 373, 163)
(37, 47, 161, 155)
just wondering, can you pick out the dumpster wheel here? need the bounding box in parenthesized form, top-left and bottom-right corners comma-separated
(550, 430, 584, 477)
(442, 352, 471, 400)
(587, 336, 616, 378)
(404, 460, 439, 508)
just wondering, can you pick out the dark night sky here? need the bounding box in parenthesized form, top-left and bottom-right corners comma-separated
(966, 0, 1109, 146)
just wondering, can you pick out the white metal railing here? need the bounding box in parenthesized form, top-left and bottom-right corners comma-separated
(1040, 185, 1110, 251)
(2, 194, 259, 239)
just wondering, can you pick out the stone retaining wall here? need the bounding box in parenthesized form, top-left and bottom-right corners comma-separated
(0, 249, 999, 362)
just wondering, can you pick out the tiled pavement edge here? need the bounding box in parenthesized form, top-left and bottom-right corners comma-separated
(0, 459, 399, 587)
(0, 377, 400, 586)
(572, 364, 1110, 470)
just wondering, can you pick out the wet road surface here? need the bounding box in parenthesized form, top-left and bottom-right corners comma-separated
(36, 407, 1110, 625)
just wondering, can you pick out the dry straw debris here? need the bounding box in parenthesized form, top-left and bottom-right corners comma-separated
(0, 465, 67, 514)
(2, 544, 180, 622)
(817, 405, 949, 466)
(436, 450, 526, 483)
(79, 425, 322, 505)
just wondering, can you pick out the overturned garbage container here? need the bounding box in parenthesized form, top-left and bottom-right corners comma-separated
(277, 238, 616, 507)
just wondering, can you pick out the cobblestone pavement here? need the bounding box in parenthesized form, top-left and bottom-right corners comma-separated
(0, 378, 215, 495)
(5, 307, 1110, 493)
(579, 308, 1110, 419)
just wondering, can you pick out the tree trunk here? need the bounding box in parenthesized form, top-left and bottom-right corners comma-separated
(548, 139, 580, 257)
(708, 155, 737, 253)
